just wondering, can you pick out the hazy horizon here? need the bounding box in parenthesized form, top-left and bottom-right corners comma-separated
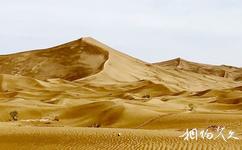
(0, 0, 242, 67)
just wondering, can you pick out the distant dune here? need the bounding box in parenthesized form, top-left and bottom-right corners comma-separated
(154, 57, 242, 81)
(0, 37, 241, 149)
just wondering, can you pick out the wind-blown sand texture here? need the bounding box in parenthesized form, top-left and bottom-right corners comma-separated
(0, 37, 241, 149)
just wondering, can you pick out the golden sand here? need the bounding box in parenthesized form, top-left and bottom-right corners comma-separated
(0, 37, 241, 149)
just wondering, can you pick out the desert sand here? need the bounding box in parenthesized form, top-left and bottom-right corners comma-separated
(0, 37, 241, 149)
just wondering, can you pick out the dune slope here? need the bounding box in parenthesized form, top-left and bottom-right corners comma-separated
(0, 37, 241, 149)
(0, 38, 109, 81)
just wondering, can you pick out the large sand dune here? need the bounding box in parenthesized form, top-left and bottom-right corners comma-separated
(0, 37, 241, 149)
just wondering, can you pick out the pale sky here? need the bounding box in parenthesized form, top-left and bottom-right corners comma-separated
(0, 0, 242, 67)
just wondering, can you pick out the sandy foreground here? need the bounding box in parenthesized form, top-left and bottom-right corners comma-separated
(0, 37, 241, 149)
(0, 126, 240, 150)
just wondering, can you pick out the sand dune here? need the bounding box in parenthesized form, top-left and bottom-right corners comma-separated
(0, 38, 109, 81)
(0, 37, 241, 149)
(155, 57, 242, 81)
(0, 127, 241, 150)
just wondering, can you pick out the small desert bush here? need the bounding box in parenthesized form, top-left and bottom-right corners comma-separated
(9, 111, 18, 121)
(142, 94, 151, 99)
(188, 103, 195, 111)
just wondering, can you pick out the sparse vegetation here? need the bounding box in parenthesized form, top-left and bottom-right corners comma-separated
(161, 98, 168, 102)
(9, 111, 18, 121)
(188, 103, 195, 111)
(53, 116, 59, 121)
(91, 123, 100, 128)
(142, 94, 151, 99)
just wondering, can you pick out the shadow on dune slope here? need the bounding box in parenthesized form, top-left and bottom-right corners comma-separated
(0, 38, 109, 81)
